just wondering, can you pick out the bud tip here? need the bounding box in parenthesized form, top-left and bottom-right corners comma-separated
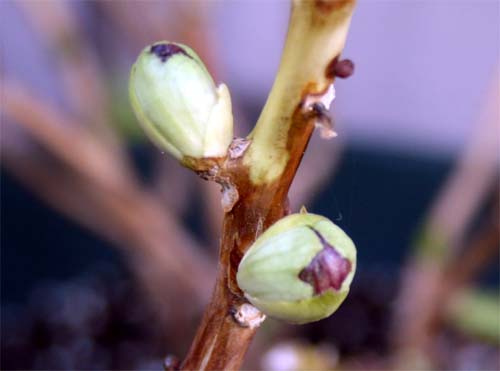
(150, 43, 191, 63)
(299, 227, 352, 295)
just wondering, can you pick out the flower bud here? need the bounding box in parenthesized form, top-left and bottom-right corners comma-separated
(129, 42, 233, 162)
(237, 213, 356, 324)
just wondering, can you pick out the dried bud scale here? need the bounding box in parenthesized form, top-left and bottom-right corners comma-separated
(129, 41, 233, 166)
(237, 213, 356, 324)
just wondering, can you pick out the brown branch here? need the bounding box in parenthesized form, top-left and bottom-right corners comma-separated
(200, 180, 226, 254)
(181, 1, 357, 369)
(17, 0, 124, 151)
(1, 83, 216, 332)
(422, 70, 500, 254)
(417, 201, 499, 361)
(98, 1, 174, 51)
(99, 1, 218, 75)
(1, 82, 132, 194)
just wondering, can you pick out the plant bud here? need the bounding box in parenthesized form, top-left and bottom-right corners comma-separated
(237, 213, 356, 324)
(129, 42, 233, 162)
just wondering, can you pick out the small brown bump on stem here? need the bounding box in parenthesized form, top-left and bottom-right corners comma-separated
(299, 227, 352, 294)
(335, 59, 355, 78)
(150, 43, 192, 63)
(325, 57, 355, 79)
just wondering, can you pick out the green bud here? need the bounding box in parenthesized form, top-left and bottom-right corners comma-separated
(237, 213, 356, 324)
(129, 42, 233, 162)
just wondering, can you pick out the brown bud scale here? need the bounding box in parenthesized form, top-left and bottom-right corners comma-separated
(150, 43, 192, 63)
(299, 227, 352, 295)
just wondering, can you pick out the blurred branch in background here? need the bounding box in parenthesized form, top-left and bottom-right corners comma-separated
(1, 3, 230, 353)
(97, 1, 220, 74)
(392, 69, 500, 368)
(445, 200, 499, 291)
(0, 2, 228, 348)
(17, 1, 125, 154)
(1, 83, 214, 341)
(445, 287, 500, 344)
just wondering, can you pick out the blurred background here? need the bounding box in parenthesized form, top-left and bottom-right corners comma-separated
(1, 1, 498, 370)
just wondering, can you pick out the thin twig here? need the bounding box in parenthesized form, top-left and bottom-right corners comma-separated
(2, 82, 131, 193)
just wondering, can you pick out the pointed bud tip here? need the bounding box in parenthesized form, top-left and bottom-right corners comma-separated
(299, 228, 352, 295)
(150, 43, 191, 63)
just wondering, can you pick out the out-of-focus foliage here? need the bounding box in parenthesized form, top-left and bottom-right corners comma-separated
(447, 289, 500, 344)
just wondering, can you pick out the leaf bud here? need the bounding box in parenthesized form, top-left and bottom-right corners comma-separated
(129, 42, 233, 164)
(237, 213, 356, 324)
